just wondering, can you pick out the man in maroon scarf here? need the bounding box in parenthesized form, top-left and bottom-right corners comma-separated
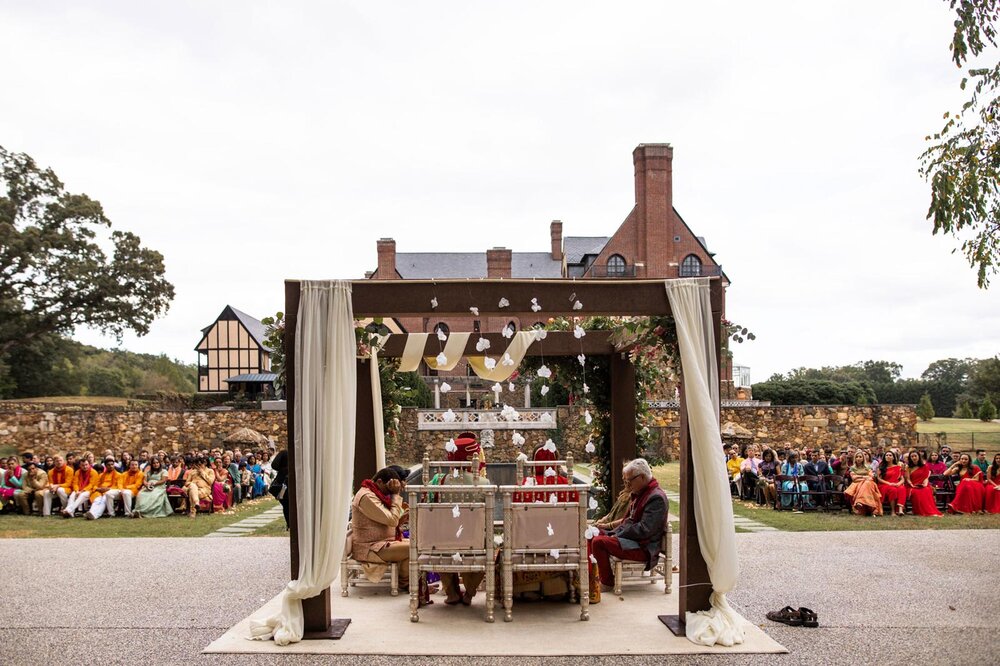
(350, 466, 410, 588)
(591, 458, 668, 591)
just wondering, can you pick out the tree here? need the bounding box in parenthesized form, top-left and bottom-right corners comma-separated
(957, 401, 975, 418)
(0, 146, 174, 389)
(920, 0, 1000, 288)
(916, 392, 936, 421)
(978, 395, 998, 421)
(971, 356, 1000, 397)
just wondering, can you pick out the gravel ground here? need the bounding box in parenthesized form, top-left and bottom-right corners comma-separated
(1, 530, 997, 665)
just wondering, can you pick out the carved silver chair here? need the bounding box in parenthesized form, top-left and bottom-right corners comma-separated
(339, 529, 399, 597)
(407, 483, 497, 623)
(609, 521, 673, 596)
(499, 483, 591, 622)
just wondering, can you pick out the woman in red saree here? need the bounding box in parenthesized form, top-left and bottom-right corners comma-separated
(904, 451, 941, 517)
(945, 454, 985, 514)
(876, 451, 907, 516)
(984, 454, 1000, 515)
(844, 452, 882, 516)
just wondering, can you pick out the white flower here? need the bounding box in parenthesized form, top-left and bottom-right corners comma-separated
(452, 553, 463, 563)
(453, 468, 460, 478)
(455, 524, 464, 538)
(498, 297, 510, 308)
(516, 452, 529, 462)
(452, 504, 461, 518)
(540, 385, 549, 396)
(534, 328, 548, 341)
(582, 383, 590, 394)
(584, 410, 592, 425)
(549, 549, 560, 560)
(542, 439, 557, 453)
(589, 554, 598, 565)
(537, 365, 551, 379)
(442, 409, 457, 423)
(584, 440, 596, 454)
(501, 405, 521, 421)
(484, 356, 497, 370)
(476, 337, 490, 352)
(540, 412, 553, 423)
(530, 297, 541, 312)
(577, 353, 586, 367)
(436, 352, 448, 366)
(546, 522, 554, 536)
(511, 430, 525, 447)
(549, 493, 558, 505)
(501, 352, 515, 366)
(501, 324, 514, 339)
(444, 438, 458, 453)
(524, 476, 536, 486)
(437, 328, 447, 342)
(573, 325, 586, 339)
(469, 306, 479, 316)
(489, 382, 500, 394)
(585, 525, 600, 540)
(543, 467, 556, 478)
(573, 300, 583, 311)
(431, 297, 438, 309)
(440, 382, 451, 393)
(508, 382, 516, 392)
(588, 497, 598, 511)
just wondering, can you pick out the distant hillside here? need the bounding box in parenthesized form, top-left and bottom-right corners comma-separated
(0, 333, 196, 399)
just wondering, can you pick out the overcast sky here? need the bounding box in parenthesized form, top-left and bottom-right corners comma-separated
(2, 1, 997, 382)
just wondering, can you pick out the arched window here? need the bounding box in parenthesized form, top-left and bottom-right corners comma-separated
(680, 254, 702, 277)
(607, 254, 626, 277)
(433, 322, 449, 336)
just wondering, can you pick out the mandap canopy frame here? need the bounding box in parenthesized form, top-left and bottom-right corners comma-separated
(283, 277, 724, 637)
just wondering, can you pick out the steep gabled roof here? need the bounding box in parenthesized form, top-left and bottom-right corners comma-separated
(563, 236, 609, 265)
(195, 305, 274, 353)
(395, 252, 562, 279)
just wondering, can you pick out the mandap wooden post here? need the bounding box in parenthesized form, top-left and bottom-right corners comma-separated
(354, 358, 378, 491)
(609, 353, 637, 500)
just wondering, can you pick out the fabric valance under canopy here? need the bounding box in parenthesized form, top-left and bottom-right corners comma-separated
(396, 331, 538, 382)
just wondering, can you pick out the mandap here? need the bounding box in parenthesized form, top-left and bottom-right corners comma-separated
(249, 277, 746, 647)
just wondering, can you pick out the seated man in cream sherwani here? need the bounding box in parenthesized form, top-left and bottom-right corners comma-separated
(350, 467, 409, 589)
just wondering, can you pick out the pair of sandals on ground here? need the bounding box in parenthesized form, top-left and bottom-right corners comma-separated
(766, 606, 819, 627)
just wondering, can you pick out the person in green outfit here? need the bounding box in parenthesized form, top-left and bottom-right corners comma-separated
(133, 457, 172, 518)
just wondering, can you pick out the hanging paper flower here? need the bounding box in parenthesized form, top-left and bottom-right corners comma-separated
(585, 439, 596, 454)
(585, 525, 600, 540)
(484, 356, 497, 370)
(501, 352, 515, 367)
(516, 452, 529, 462)
(540, 385, 549, 396)
(511, 430, 525, 447)
(543, 467, 556, 478)
(584, 410, 593, 425)
(498, 297, 510, 308)
(589, 554, 598, 565)
(436, 328, 447, 342)
(508, 382, 516, 392)
(549, 549, 561, 560)
(436, 352, 448, 366)
(476, 337, 491, 352)
(469, 306, 479, 316)
(582, 383, 590, 394)
(588, 497, 599, 511)
(537, 365, 551, 379)
(501, 405, 521, 421)
(491, 382, 502, 393)
(573, 325, 586, 339)
(455, 524, 464, 538)
(440, 382, 451, 393)
(442, 409, 457, 423)
(501, 324, 514, 339)
(542, 439, 557, 452)
(444, 438, 458, 452)
(540, 412, 553, 423)
(523, 476, 535, 486)
(431, 297, 438, 309)
(452, 553, 463, 563)
(577, 353, 586, 367)
(573, 300, 583, 311)
(548, 493, 558, 505)
(530, 297, 542, 312)
(452, 504, 461, 518)
(546, 522, 555, 536)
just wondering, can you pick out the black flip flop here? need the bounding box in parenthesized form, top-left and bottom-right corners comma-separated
(765, 606, 802, 626)
(798, 607, 819, 627)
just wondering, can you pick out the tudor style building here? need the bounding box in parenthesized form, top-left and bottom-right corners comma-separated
(366, 144, 746, 399)
(194, 305, 275, 395)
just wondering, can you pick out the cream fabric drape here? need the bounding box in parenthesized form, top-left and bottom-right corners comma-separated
(398, 333, 429, 372)
(370, 334, 388, 471)
(249, 280, 357, 645)
(423, 332, 471, 371)
(664, 278, 746, 647)
(466, 331, 536, 381)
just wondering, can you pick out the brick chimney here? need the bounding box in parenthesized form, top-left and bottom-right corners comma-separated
(376, 238, 396, 279)
(550, 220, 563, 261)
(486, 247, 512, 279)
(633, 144, 673, 277)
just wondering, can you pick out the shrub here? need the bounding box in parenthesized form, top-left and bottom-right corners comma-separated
(978, 396, 998, 422)
(916, 393, 935, 421)
(955, 401, 975, 419)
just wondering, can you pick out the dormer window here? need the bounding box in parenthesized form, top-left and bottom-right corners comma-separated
(607, 254, 626, 277)
(680, 254, 702, 277)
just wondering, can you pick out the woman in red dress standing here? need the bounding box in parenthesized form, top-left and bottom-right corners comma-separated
(876, 451, 907, 516)
(904, 451, 941, 517)
(945, 454, 985, 514)
(984, 454, 1000, 515)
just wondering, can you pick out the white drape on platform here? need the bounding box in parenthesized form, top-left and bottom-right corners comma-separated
(664, 278, 746, 648)
(370, 334, 388, 471)
(249, 280, 357, 646)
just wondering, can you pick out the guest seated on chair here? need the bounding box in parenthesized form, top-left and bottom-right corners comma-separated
(86, 459, 122, 520)
(0, 457, 23, 510)
(43, 456, 74, 516)
(725, 446, 744, 498)
(739, 445, 762, 501)
(905, 450, 941, 517)
(945, 454, 985, 514)
(183, 456, 216, 518)
(803, 449, 831, 493)
(592, 458, 667, 592)
(350, 466, 410, 590)
(844, 452, 882, 516)
(15, 460, 48, 515)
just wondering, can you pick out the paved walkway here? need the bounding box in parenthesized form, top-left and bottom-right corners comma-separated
(661, 489, 777, 533)
(205, 505, 285, 537)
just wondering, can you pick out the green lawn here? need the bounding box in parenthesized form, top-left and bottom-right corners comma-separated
(916, 417, 1000, 453)
(652, 462, 1000, 532)
(0, 395, 132, 406)
(0, 497, 279, 538)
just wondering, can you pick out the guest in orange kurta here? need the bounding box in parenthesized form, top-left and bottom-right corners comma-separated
(876, 451, 907, 516)
(86, 459, 123, 519)
(63, 460, 98, 517)
(945, 454, 985, 514)
(43, 456, 75, 516)
(108, 460, 145, 517)
(904, 451, 941, 517)
(984, 454, 1000, 515)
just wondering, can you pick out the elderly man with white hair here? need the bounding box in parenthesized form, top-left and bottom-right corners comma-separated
(591, 458, 668, 591)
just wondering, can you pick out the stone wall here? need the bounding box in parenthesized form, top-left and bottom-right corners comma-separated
(388, 404, 918, 464)
(0, 407, 287, 457)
